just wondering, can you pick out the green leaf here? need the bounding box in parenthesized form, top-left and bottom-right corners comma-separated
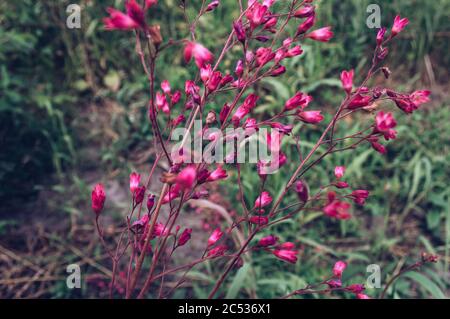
(403, 272, 447, 299)
(225, 263, 251, 299)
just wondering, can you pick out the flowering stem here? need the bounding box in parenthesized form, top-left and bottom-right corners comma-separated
(208, 228, 259, 299)
(126, 183, 169, 298)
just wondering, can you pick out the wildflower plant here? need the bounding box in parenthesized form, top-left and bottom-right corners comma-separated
(93, 0, 433, 299)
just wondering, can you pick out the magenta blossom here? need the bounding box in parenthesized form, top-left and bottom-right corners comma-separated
(258, 235, 278, 247)
(391, 15, 409, 37)
(340, 70, 354, 94)
(184, 41, 214, 68)
(306, 27, 334, 42)
(273, 250, 298, 263)
(333, 260, 347, 278)
(208, 227, 224, 247)
(254, 191, 273, 208)
(207, 165, 228, 182)
(92, 183, 106, 215)
(129, 172, 141, 193)
(323, 192, 352, 220)
(298, 110, 324, 124)
(177, 228, 192, 247)
(176, 166, 197, 190)
(334, 166, 346, 179)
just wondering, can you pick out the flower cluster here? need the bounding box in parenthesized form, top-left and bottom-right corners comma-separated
(91, 0, 431, 299)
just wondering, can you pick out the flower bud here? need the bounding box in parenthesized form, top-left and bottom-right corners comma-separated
(208, 228, 224, 247)
(258, 235, 278, 247)
(295, 180, 309, 202)
(177, 228, 192, 246)
(333, 260, 347, 278)
(92, 183, 106, 215)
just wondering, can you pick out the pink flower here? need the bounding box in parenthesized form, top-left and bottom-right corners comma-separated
(92, 183, 106, 215)
(134, 186, 146, 205)
(172, 114, 185, 126)
(254, 191, 273, 208)
(266, 130, 284, 152)
(295, 180, 309, 202)
(255, 47, 275, 66)
(177, 228, 192, 247)
(147, 194, 155, 212)
(264, 17, 278, 30)
(156, 92, 169, 113)
(207, 245, 227, 258)
(129, 172, 141, 193)
(348, 94, 372, 110)
(350, 190, 370, 205)
(220, 74, 234, 87)
(262, 0, 276, 7)
(235, 60, 244, 77)
(270, 65, 286, 77)
(103, 8, 140, 30)
(334, 166, 346, 179)
(279, 242, 295, 250)
(161, 186, 181, 204)
(258, 235, 278, 247)
(244, 118, 258, 131)
(269, 122, 293, 135)
(145, 0, 158, 9)
(285, 92, 311, 111)
(335, 181, 349, 189)
(273, 249, 298, 264)
(391, 15, 409, 37)
(326, 279, 342, 288)
(296, 15, 315, 35)
(207, 165, 228, 182)
(184, 41, 214, 68)
(376, 27, 386, 45)
(131, 214, 149, 232)
(306, 27, 333, 42)
(153, 222, 169, 237)
(232, 106, 250, 126)
(207, 71, 223, 91)
(233, 21, 246, 43)
(206, 0, 219, 12)
(294, 5, 315, 18)
(176, 166, 197, 190)
(208, 227, 223, 247)
(410, 90, 431, 107)
(125, 0, 146, 28)
(286, 45, 303, 57)
(340, 70, 354, 94)
(161, 80, 171, 94)
(185, 80, 199, 96)
(371, 138, 387, 154)
(333, 260, 347, 278)
(375, 111, 396, 131)
(323, 192, 352, 220)
(356, 293, 371, 299)
(249, 216, 269, 225)
(298, 110, 324, 124)
(246, 2, 268, 29)
(243, 93, 259, 109)
(346, 284, 365, 294)
(200, 64, 212, 83)
(375, 111, 397, 140)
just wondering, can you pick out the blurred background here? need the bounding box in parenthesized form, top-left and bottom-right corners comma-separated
(0, 0, 449, 298)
